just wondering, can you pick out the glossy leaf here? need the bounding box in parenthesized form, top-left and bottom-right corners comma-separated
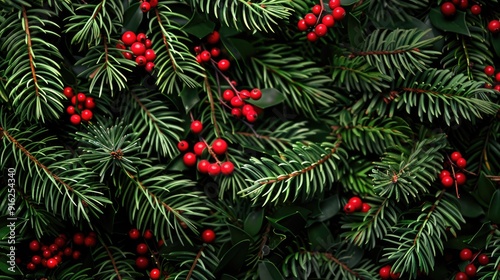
(245, 88, 285, 109)
(487, 189, 500, 224)
(429, 8, 470, 36)
(258, 261, 284, 280)
(215, 240, 250, 273)
(244, 208, 264, 236)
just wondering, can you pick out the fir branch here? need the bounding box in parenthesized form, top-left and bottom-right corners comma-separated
(186, 246, 205, 280)
(92, 244, 142, 279)
(331, 56, 392, 93)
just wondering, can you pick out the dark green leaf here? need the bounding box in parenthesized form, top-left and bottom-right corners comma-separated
(268, 229, 286, 249)
(316, 195, 340, 222)
(165, 154, 188, 171)
(258, 261, 284, 280)
(347, 13, 363, 47)
(183, 13, 215, 39)
(473, 172, 496, 206)
(487, 189, 500, 224)
(246, 89, 285, 109)
(338, 244, 364, 267)
(429, 8, 470, 36)
(220, 274, 239, 280)
(227, 224, 253, 244)
(457, 191, 484, 218)
(122, 2, 143, 33)
(267, 211, 306, 235)
(490, 34, 500, 58)
(215, 240, 250, 273)
(307, 222, 334, 250)
(244, 208, 264, 236)
(180, 87, 200, 113)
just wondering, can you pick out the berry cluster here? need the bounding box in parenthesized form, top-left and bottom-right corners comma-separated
(139, 0, 158, 13)
(119, 31, 156, 72)
(297, 0, 346, 42)
(483, 65, 500, 91)
(439, 151, 467, 188)
(455, 248, 490, 279)
(440, 1, 482, 18)
(63, 86, 95, 125)
(194, 31, 264, 122)
(178, 120, 234, 176)
(201, 229, 216, 243)
(343, 196, 370, 213)
(128, 228, 162, 279)
(379, 264, 400, 279)
(25, 232, 94, 271)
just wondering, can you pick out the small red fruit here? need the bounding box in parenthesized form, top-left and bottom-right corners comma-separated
(312, 4, 322, 16)
(200, 50, 211, 62)
(131, 42, 147, 56)
(315, 23, 328, 37)
(46, 258, 58, 269)
(137, 33, 147, 43)
(32, 255, 42, 264)
(344, 203, 355, 213)
(455, 172, 466, 185)
(208, 163, 221, 176)
(495, 85, 500, 92)
(183, 152, 197, 167)
(123, 51, 133, 60)
(81, 109, 93, 121)
(177, 140, 189, 152)
(84, 236, 96, 247)
(77, 93, 86, 103)
(304, 13, 317, 26)
(63, 86, 74, 98)
(455, 272, 469, 280)
(129, 228, 140, 239)
(488, 20, 500, 33)
(27, 262, 36, 271)
(332, 7, 346, 21)
(456, 158, 467, 169)
(450, 151, 462, 162)
(85, 97, 96, 109)
(460, 248, 473, 261)
(70, 114, 81, 125)
(29, 240, 40, 251)
(144, 49, 156, 61)
(43, 249, 52, 258)
(136, 243, 148, 255)
(478, 253, 489, 265)
(220, 161, 234, 175)
(250, 88, 262, 100)
(63, 247, 72, 256)
(329, 0, 341, 9)
(484, 65, 495, 76)
(379, 265, 391, 280)
(441, 175, 454, 188)
(190, 120, 203, 134)
(136, 55, 147, 66)
(230, 96, 244, 107)
(390, 271, 400, 279)
(143, 229, 153, 239)
(201, 229, 216, 243)
(231, 108, 242, 118)
(211, 138, 228, 155)
(458, 0, 468, 10)
(121, 31, 137, 46)
(210, 47, 221, 57)
(348, 196, 363, 211)
(145, 62, 155, 73)
(222, 89, 235, 101)
(140, 1, 151, 12)
(149, 0, 158, 7)
(218, 59, 231, 71)
(193, 141, 207, 156)
(495, 72, 500, 83)
(297, 19, 308, 31)
(206, 31, 220, 44)
(72, 250, 81, 260)
(49, 243, 58, 252)
(441, 2, 457, 17)
(242, 104, 255, 116)
(145, 39, 153, 49)
(136, 256, 149, 269)
(307, 32, 318, 42)
(439, 170, 451, 179)
(464, 263, 477, 277)
(322, 14, 335, 28)
(246, 111, 258, 123)
(239, 89, 250, 99)
(361, 203, 371, 212)
(150, 268, 161, 280)
(470, 4, 481, 15)
(197, 159, 210, 173)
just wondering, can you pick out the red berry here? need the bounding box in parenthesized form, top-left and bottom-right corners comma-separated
(143, 229, 153, 239)
(329, 0, 341, 9)
(495, 85, 500, 92)
(250, 88, 262, 100)
(390, 271, 400, 279)
(77, 93, 86, 103)
(484, 65, 495, 76)
(314, 23, 328, 37)
(70, 114, 81, 125)
(304, 13, 317, 26)
(208, 163, 221, 176)
(150, 268, 161, 280)
(144, 49, 156, 61)
(47, 258, 58, 269)
(201, 229, 216, 243)
(458, 0, 468, 10)
(63, 86, 74, 98)
(242, 104, 254, 116)
(332, 7, 346, 21)
(348, 196, 363, 211)
(344, 203, 356, 213)
(218, 59, 231, 71)
(200, 50, 211, 62)
(27, 262, 36, 271)
(455, 272, 469, 280)
(361, 203, 371, 213)
(441, 2, 457, 17)
(441, 176, 454, 188)
(85, 97, 96, 109)
(136, 55, 147, 66)
(210, 47, 221, 57)
(63, 247, 72, 256)
(297, 19, 308, 31)
(307, 32, 318, 42)
(220, 161, 234, 175)
(193, 141, 207, 156)
(231, 108, 242, 118)
(32, 255, 42, 264)
(451, 151, 462, 162)
(149, 0, 158, 8)
(177, 140, 189, 152)
(190, 120, 203, 134)
(131, 42, 146, 56)
(81, 109, 93, 121)
(145, 62, 155, 73)
(495, 72, 500, 83)
(183, 152, 197, 167)
(239, 89, 250, 99)
(116, 43, 126, 50)
(72, 250, 81, 260)
(246, 111, 258, 123)
(379, 265, 391, 279)
(129, 228, 140, 239)
(136, 256, 149, 269)
(49, 243, 59, 252)
(123, 51, 133, 60)
(194, 46, 202, 54)
(29, 240, 40, 251)
(464, 263, 476, 277)
(455, 172, 466, 185)
(197, 159, 210, 173)
(84, 236, 96, 247)
(211, 138, 228, 155)
(121, 31, 136, 46)
(488, 20, 500, 33)
(470, 4, 481, 15)
(136, 243, 148, 255)
(460, 248, 473, 261)
(439, 170, 451, 179)
(230, 96, 244, 107)
(322, 14, 335, 27)
(478, 253, 489, 265)
(140, 1, 151, 12)
(312, 4, 322, 15)
(206, 31, 220, 44)
(456, 158, 467, 169)
(138, 33, 147, 43)
(222, 89, 235, 101)
(43, 249, 52, 258)
(145, 39, 153, 49)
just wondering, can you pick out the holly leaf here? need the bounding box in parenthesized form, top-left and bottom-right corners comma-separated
(215, 240, 250, 274)
(458, 191, 485, 218)
(179, 87, 200, 114)
(244, 208, 264, 237)
(245, 89, 285, 109)
(308, 222, 334, 250)
(429, 8, 470, 36)
(183, 13, 215, 39)
(487, 189, 500, 224)
(473, 172, 496, 206)
(122, 2, 143, 33)
(316, 195, 341, 222)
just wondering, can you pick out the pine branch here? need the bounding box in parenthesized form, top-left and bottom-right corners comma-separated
(364, 0, 430, 29)
(239, 140, 346, 206)
(0, 7, 65, 122)
(466, 121, 500, 173)
(338, 156, 375, 195)
(331, 56, 392, 93)
(92, 243, 142, 279)
(163, 243, 218, 279)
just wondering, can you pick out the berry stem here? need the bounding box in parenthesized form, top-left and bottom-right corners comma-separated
(201, 137, 222, 164)
(186, 246, 205, 280)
